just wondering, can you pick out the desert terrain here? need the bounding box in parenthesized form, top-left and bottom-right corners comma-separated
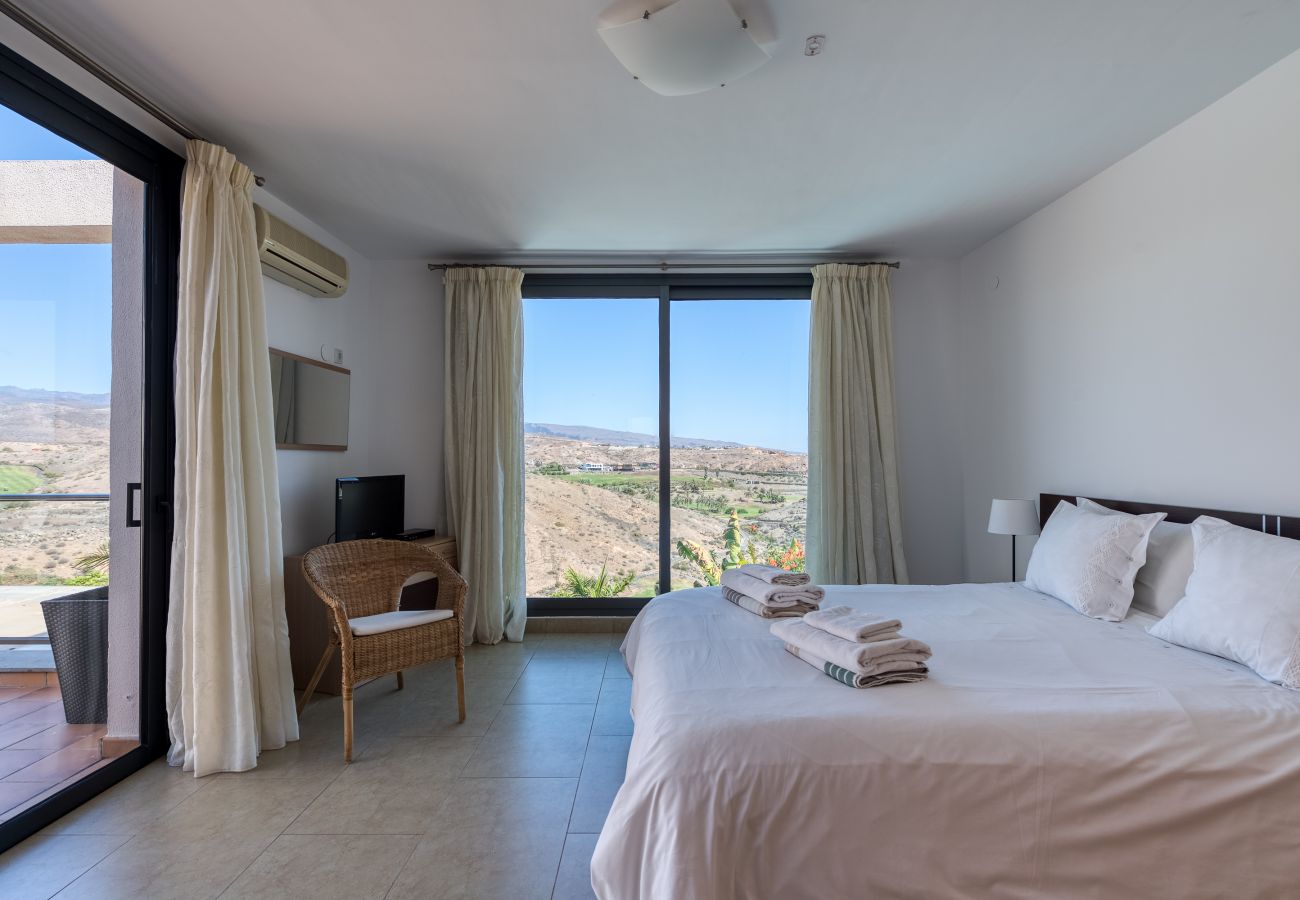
(0, 386, 110, 585)
(523, 423, 807, 596)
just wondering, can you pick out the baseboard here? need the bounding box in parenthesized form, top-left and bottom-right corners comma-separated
(528, 616, 635, 634)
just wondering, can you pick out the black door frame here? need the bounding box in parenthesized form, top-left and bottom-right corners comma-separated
(522, 273, 813, 615)
(0, 39, 181, 851)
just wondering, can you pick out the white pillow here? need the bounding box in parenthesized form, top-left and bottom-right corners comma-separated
(1149, 517, 1300, 689)
(1024, 499, 1165, 621)
(1079, 499, 1194, 617)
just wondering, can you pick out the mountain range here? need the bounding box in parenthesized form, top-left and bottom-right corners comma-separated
(525, 422, 745, 449)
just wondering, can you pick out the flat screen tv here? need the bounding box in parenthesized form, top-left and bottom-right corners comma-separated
(335, 475, 404, 541)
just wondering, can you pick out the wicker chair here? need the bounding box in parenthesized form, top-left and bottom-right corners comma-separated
(298, 539, 468, 761)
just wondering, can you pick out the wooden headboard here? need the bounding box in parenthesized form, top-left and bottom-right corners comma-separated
(1039, 494, 1300, 541)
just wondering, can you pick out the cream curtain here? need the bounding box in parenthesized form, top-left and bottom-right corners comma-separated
(167, 140, 298, 775)
(444, 267, 527, 644)
(806, 263, 908, 585)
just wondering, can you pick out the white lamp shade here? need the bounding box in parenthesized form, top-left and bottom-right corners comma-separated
(598, 0, 771, 96)
(988, 499, 1040, 536)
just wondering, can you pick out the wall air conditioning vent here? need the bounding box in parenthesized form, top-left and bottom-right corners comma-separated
(254, 204, 349, 298)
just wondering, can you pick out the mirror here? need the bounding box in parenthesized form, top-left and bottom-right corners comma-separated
(269, 348, 350, 451)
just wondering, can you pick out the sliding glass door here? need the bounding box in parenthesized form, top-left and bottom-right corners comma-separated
(669, 299, 809, 590)
(522, 297, 661, 600)
(523, 276, 811, 612)
(0, 43, 180, 850)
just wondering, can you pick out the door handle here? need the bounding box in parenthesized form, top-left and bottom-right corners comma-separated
(126, 482, 142, 528)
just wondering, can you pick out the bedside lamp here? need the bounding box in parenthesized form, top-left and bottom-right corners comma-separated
(988, 499, 1040, 581)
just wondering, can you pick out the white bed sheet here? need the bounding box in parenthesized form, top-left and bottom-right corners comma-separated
(591, 583, 1300, 899)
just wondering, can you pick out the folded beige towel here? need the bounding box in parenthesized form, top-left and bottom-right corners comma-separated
(803, 606, 901, 643)
(784, 643, 928, 688)
(721, 569, 825, 607)
(737, 563, 811, 586)
(723, 586, 812, 618)
(771, 618, 931, 674)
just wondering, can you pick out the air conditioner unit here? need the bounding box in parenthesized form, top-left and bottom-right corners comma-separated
(253, 204, 349, 298)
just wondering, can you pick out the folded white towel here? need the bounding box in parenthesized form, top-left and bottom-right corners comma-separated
(803, 606, 901, 643)
(771, 618, 931, 674)
(723, 586, 813, 618)
(721, 569, 825, 608)
(737, 563, 811, 586)
(784, 643, 928, 688)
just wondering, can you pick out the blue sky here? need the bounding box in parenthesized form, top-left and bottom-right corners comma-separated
(0, 104, 112, 395)
(524, 298, 810, 453)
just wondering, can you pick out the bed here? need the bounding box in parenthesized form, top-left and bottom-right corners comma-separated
(590, 497, 1300, 899)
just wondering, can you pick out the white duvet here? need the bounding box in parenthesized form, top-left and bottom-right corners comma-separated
(590, 584, 1300, 899)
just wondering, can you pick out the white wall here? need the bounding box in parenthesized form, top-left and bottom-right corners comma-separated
(955, 48, 1300, 583)
(256, 195, 445, 553)
(890, 260, 966, 584)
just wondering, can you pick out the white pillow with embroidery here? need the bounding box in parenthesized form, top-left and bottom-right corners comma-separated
(1079, 499, 1195, 617)
(1149, 517, 1300, 689)
(1024, 499, 1165, 621)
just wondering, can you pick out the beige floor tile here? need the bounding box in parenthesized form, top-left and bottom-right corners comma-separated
(0, 833, 129, 900)
(347, 679, 510, 740)
(591, 679, 633, 736)
(569, 734, 631, 834)
(506, 660, 604, 705)
(386, 777, 576, 900)
(43, 759, 204, 836)
(285, 734, 480, 835)
(55, 777, 330, 900)
(602, 648, 631, 680)
(217, 714, 366, 781)
(222, 833, 418, 899)
(463, 640, 533, 670)
(552, 832, 599, 900)
(527, 633, 615, 655)
(462, 704, 593, 778)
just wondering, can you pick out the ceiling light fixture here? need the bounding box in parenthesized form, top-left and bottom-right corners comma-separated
(804, 34, 826, 56)
(597, 0, 771, 96)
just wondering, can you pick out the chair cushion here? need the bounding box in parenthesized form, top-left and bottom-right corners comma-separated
(349, 609, 454, 637)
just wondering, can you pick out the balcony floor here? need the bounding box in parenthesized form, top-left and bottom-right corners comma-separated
(0, 675, 113, 826)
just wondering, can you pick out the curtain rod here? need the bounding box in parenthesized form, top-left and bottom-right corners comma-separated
(426, 260, 901, 272)
(0, 0, 267, 186)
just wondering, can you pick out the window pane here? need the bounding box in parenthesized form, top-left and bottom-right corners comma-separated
(669, 300, 809, 589)
(0, 101, 146, 823)
(523, 298, 659, 598)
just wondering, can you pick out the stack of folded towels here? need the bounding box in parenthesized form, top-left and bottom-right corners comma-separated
(771, 606, 932, 688)
(720, 564, 824, 618)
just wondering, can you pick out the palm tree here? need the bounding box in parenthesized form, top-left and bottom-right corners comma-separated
(551, 564, 636, 598)
(74, 543, 110, 575)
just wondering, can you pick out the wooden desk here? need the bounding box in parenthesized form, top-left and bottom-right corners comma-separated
(284, 535, 458, 696)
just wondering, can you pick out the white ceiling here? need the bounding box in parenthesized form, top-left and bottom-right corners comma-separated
(19, 1, 1300, 259)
